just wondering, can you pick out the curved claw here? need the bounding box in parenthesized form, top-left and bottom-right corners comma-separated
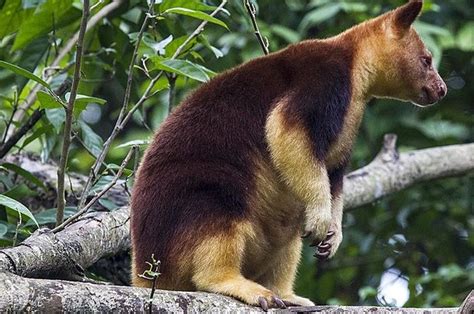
(258, 297, 269, 311)
(317, 243, 331, 250)
(315, 250, 330, 259)
(326, 231, 335, 238)
(272, 296, 287, 309)
(302, 231, 312, 238)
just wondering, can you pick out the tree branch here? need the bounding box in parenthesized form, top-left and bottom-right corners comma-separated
(343, 135, 474, 209)
(56, 0, 90, 226)
(244, 0, 270, 55)
(0, 271, 462, 313)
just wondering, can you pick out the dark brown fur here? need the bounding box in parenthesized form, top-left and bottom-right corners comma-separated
(131, 39, 354, 285)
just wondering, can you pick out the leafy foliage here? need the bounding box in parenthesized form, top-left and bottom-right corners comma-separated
(0, 0, 472, 308)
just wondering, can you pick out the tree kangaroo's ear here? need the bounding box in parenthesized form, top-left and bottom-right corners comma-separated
(391, 0, 423, 37)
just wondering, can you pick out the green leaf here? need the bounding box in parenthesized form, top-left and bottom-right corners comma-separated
(90, 175, 114, 194)
(78, 120, 104, 158)
(21, 125, 53, 149)
(0, 0, 33, 38)
(164, 35, 198, 58)
(457, 22, 474, 51)
(116, 139, 150, 149)
(199, 36, 224, 58)
(271, 25, 301, 43)
(0, 60, 50, 88)
(13, 0, 80, 50)
(0, 194, 39, 227)
(150, 58, 211, 82)
(414, 21, 451, 37)
(65, 93, 107, 115)
(67, 93, 107, 106)
(1, 163, 47, 191)
(3, 183, 37, 199)
(164, 7, 228, 30)
(0, 222, 7, 237)
(98, 198, 119, 211)
(299, 3, 341, 32)
(160, 0, 216, 12)
(45, 108, 66, 133)
(37, 90, 64, 109)
(25, 207, 76, 227)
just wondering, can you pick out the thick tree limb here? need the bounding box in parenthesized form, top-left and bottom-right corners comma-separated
(343, 135, 474, 209)
(0, 207, 129, 279)
(0, 271, 461, 313)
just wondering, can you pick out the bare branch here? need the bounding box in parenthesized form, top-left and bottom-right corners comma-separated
(244, 0, 270, 55)
(343, 135, 474, 209)
(56, 0, 91, 226)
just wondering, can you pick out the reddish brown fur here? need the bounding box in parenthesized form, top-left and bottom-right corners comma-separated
(131, 0, 446, 307)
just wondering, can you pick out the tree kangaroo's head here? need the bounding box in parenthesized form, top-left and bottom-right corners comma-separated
(360, 0, 447, 107)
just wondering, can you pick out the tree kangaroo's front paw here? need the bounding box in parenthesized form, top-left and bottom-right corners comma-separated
(313, 227, 343, 260)
(302, 204, 332, 245)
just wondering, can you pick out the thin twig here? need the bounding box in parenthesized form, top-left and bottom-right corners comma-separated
(52, 145, 137, 233)
(244, 0, 269, 55)
(56, 0, 91, 227)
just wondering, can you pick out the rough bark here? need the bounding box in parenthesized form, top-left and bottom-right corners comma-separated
(0, 272, 462, 313)
(343, 134, 474, 208)
(0, 207, 130, 279)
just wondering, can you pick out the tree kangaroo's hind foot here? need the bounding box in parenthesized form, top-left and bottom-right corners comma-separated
(193, 272, 287, 311)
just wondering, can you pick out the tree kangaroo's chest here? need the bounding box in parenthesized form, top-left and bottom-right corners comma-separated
(326, 96, 366, 168)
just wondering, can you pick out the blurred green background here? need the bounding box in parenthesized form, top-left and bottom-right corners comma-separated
(0, 0, 472, 308)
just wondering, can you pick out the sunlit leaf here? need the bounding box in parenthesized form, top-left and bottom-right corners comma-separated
(150, 58, 211, 82)
(116, 139, 150, 149)
(164, 7, 228, 30)
(159, 0, 216, 12)
(13, 0, 80, 50)
(37, 90, 64, 109)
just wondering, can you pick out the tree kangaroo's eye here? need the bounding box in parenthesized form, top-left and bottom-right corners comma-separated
(421, 56, 432, 68)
